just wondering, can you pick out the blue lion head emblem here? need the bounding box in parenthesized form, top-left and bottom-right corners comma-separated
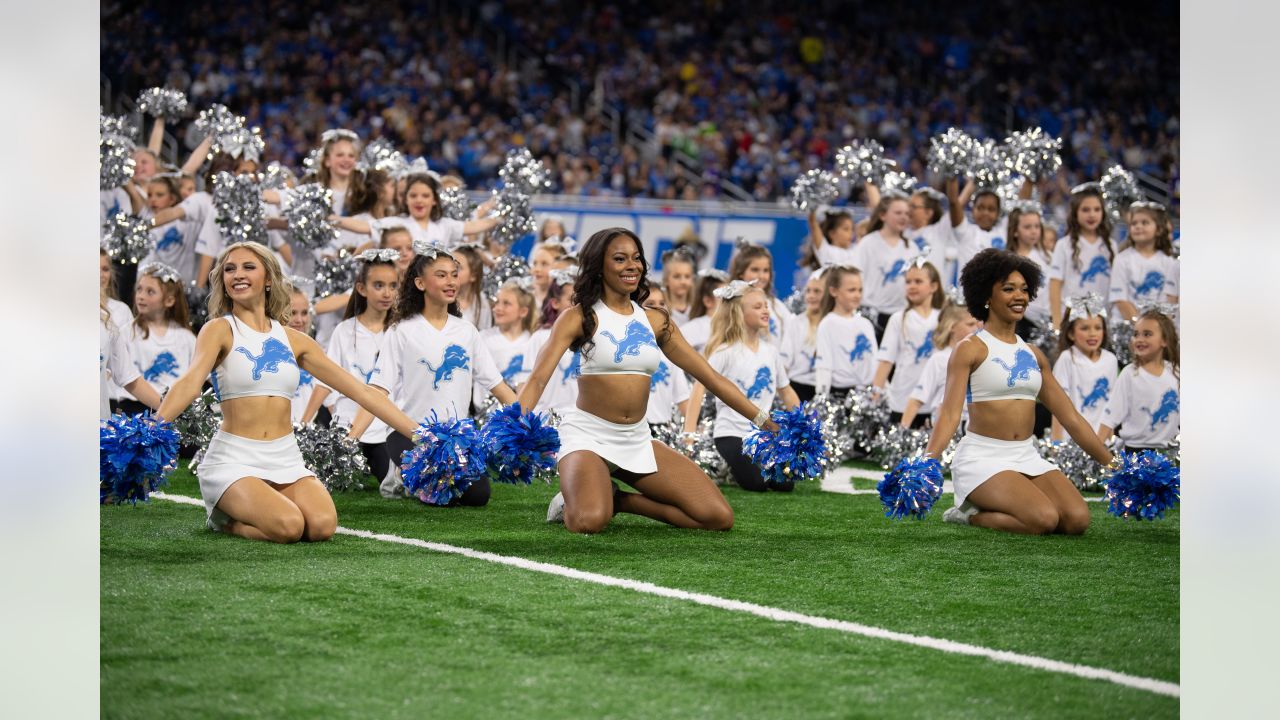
(296, 370, 314, 392)
(742, 366, 773, 399)
(501, 354, 525, 383)
(650, 361, 671, 391)
(155, 227, 183, 252)
(142, 351, 180, 382)
(883, 259, 907, 283)
(1132, 271, 1165, 298)
(991, 348, 1040, 388)
(1143, 389, 1179, 430)
(234, 337, 297, 380)
(848, 334, 873, 362)
(913, 236, 928, 251)
(352, 362, 379, 384)
(599, 319, 657, 363)
(561, 351, 582, 382)
(418, 344, 470, 389)
(1081, 255, 1111, 283)
(912, 330, 934, 364)
(1081, 377, 1110, 409)
(990, 236, 1005, 251)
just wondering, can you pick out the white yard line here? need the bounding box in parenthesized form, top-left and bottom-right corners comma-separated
(149, 491, 1175, 698)
(820, 466, 1105, 502)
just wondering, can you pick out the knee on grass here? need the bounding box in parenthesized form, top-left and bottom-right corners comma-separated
(1057, 506, 1091, 536)
(565, 506, 611, 534)
(1022, 505, 1060, 535)
(695, 503, 734, 531)
(262, 510, 306, 544)
(303, 512, 338, 542)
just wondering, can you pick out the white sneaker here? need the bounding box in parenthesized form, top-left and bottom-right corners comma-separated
(943, 502, 978, 525)
(546, 492, 565, 523)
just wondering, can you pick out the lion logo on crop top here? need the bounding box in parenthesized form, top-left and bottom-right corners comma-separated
(234, 337, 297, 381)
(418, 344, 470, 389)
(991, 348, 1040, 388)
(599, 319, 657, 363)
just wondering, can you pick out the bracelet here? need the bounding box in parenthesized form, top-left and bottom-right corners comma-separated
(752, 407, 770, 427)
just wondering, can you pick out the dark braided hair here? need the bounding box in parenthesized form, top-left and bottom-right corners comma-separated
(570, 227, 669, 357)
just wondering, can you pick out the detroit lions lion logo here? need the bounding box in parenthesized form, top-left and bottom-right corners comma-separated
(155, 227, 183, 252)
(741, 366, 773, 400)
(296, 370, 314, 394)
(234, 337, 298, 380)
(1132, 271, 1165, 298)
(106, 198, 121, 218)
(650, 361, 671, 390)
(883, 259, 907, 283)
(561, 351, 582, 382)
(1081, 377, 1110, 409)
(501, 354, 524, 383)
(848, 334, 873, 362)
(142, 351, 180, 381)
(914, 236, 928, 251)
(1142, 389, 1179, 430)
(991, 348, 1040, 388)
(418, 344, 470, 389)
(352, 362, 379, 383)
(1081, 255, 1111, 283)
(990, 237, 1005, 251)
(911, 330, 934, 364)
(599, 319, 657, 363)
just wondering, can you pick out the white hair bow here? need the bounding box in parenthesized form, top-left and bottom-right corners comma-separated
(712, 279, 758, 300)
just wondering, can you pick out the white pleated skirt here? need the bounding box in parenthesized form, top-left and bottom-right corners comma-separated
(197, 430, 314, 527)
(557, 408, 658, 475)
(950, 432, 1058, 506)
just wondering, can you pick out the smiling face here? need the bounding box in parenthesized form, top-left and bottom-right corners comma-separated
(178, 176, 196, 199)
(414, 256, 460, 307)
(908, 195, 932, 230)
(1068, 315, 1105, 356)
(803, 274, 825, 312)
(903, 266, 937, 307)
(1015, 213, 1042, 249)
(1127, 210, 1156, 245)
(530, 246, 556, 288)
(380, 229, 414, 273)
(973, 193, 1000, 231)
(741, 288, 771, 332)
(602, 234, 644, 297)
(664, 259, 694, 301)
(132, 149, 157, 183)
(644, 286, 667, 311)
(828, 216, 855, 247)
(1131, 316, 1168, 364)
(222, 247, 269, 307)
(738, 257, 772, 291)
(454, 252, 474, 289)
(988, 271, 1030, 323)
(147, 180, 177, 212)
(492, 287, 529, 329)
(881, 198, 910, 235)
(133, 274, 174, 321)
(405, 180, 437, 221)
(287, 291, 311, 332)
(323, 139, 357, 181)
(357, 264, 400, 316)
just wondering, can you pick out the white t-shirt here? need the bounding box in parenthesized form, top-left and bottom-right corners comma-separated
(877, 307, 941, 413)
(1049, 235, 1114, 302)
(953, 217, 1009, 273)
(459, 293, 493, 331)
(325, 317, 391, 443)
(851, 230, 915, 315)
(909, 218, 958, 289)
(1019, 247, 1054, 325)
(104, 298, 134, 401)
(290, 367, 320, 425)
(1108, 248, 1179, 314)
(146, 193, 221, 284)
(372, 313, 502, 422)
(815, 311, 878, 390)
(707, 341, 790, 438)
(100, 319, 142, 418)
(815, 241, 858, 268)
(100, 188, 130, 225)
(123, 321, 196, 397)
(645, 358, 692, 424)
(528, 327, 582, 415)
(400, 216, 465, 249)
(908, 345, 953, 422)
(1052, 347, 1120, 433)
(782, 312, 820, 386)
(669, 306, 691, 327)
(680, 316, 712, 353)
(1102, 361, 1179, 447)
(766, 297, 791, 346)
(475, 327, 535, 408)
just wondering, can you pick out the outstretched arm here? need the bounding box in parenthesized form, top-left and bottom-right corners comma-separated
(181, 135, 215, 178)
(516, 309, 583, 411)
(923, 338, 979, 459)
(289, 329, 419, 439)
(1034, 347, 1114, 465)
(808, 209, 827, 250)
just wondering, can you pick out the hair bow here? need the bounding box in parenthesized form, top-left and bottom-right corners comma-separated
(138, 261, 182, 284)
(1070, 181, 1102, 195)
(1137, 300, 1177, 318)
(549, 267, 579, 287)
(733, 236, 759, 250)
(712, 279, 758, 300)
(1065, 292, 1106, 318)
(906, 255, 932, 271)
(412, 239, 455, 261)
(320, 129, 360, 145)
(402, 157, 441, 182)
(917, 187, 946, 204)
(504, 276, 536, 293)
(1011, 199, 1043, 215)
(1128, 200, 1167, 214)
(358, 248, 401, 263)
(543, 235, 577, 256)
(697, 268, 730, 282)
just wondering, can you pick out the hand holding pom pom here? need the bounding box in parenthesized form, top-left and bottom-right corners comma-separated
(399, 414, 487, 506)
(741, 405, 829, 486)
(479, 403, 560, 485)
(1102, 450, 1180, 520)
(284, 183, 340, 250)
(877, 456, 944, 520)
(789, 169, 840, 212)
(100, 414, 180, 504)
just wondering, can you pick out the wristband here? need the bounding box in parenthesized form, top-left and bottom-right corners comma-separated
(752, 407, 770, 427)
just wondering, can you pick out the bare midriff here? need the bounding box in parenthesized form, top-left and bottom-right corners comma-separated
(217, 396, 295, 440)
(576, 374, 653, 424)
(965, 398, 1038, 441)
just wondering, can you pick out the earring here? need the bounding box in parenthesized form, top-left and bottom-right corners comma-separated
(984, 302, 989, 309)
(266, 285, 271, 292)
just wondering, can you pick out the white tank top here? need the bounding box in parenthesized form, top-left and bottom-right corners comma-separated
(210, 316, 301, 401)
(578, 301, 662, 377)
(966, 330, 1041, 403)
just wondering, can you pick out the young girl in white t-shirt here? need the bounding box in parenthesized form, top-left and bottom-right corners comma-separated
(1051, 296, 1120, 439)
(729, 242, 792, 346)
(118, 262, 197, 415)
(134, 175, 219, 284)
(1006, 202, 1055, 328)
(1110, 202, 1180, 322)
(659, 248, 697, 326)
(851, 194, 915, 338)
(814, 265, 879, 397)
(1049, 184, 1115, 329)
(873, 259, 944, 425)
(284, 286, 330, 425)
(684, 281, 800, 492)
(680, 269, 727, 354)
(99, 304, 161, 420)
(806, 207, 857, 268)
(909, 183, 962, 288)
(528, 267, 582, 415)
(476, 277, 538, 409)
(350, 243, 518, 506)
(453, 244, 492, 331)
(101, 249, 135, 411)
(951, 182, 1011, 272)
(640, 287, 691, 427)
(1098, 310, 1179, 450)
(783, 268, 828, 403)
(899, 304, 980, 428)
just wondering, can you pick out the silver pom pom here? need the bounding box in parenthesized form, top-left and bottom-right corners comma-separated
(216, 125, 265, 162)
(174, 389, 221, 458)
(489, 189, 538, 247)
(783, 287, 807, 316)
(789, 169, 841, 212)
(192, 104, 242, 144)
(1099, 165, 1144, 223)
(1005, 127, 1062, 182)
(1025, 320, 1060, 363)
(359, 138, 404, 174)
(844, 387, 892, 458)
(101, 212, 152, 265)
(313, 250, 358, 300)
(293, 423, 370, 492)
(995, 175, 1024, 209)
(212, 171, 267, 245)
(968, 139, 1013, 191)
(99, 112, 138, 145)
(136, 87, 189, 118)
(185, 281, 210, 331)
(880, 170, 918, 196)
(834, 140, 896, 186)
(261, 162, 296, 190)
(1036, 438, 1109, 491)
(284, 183, 339, 250)
(498, 148, 552, 196)
(482, 252, 533, 302)
(867, 424, 932, 470)
(99, 138, 136, 190)
(1109, 317, 1135, 367)
(302, 146, 324, 176)
(438, 186, 476, 222)
(926, 128, 977, 178)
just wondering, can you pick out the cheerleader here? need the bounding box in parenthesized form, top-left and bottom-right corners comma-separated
(348, 242, 518, 506)
(118, 262, 197, 415)
(923, 249, 1116, 535)
(452, 244, 492, 330)
(1049, 184, 1115, 329)
(528, 267, 582, 415)
(814, 266, 879, 397)
(379, 226, 416, 277)
(520, 228, 779, 533)
(154, 241, 420, 542)
(806, 207, 857, 267)
(133, 175, 220, 285)
(685, 281, 801, 492)
(640, 287, 691, 428)
(910, 181, 963, 288)
(302, 250, 401, 488)
(680, 269, 728, 354)
(873, 259, 945, 426)
(475, 277, 539, 409)
(529, 237, 572, 308)
(659, 247, 697, 325)
(728, 242, 792, 345)
(1109, 202, 1179, 322)
(334, 173, 500, 254)
(1049, 294, 1119, 440)
(783, 268, 828, 403)
(951, 178, 1028, 272)
(100, 298, 161, 420)
(284, 287, 329, 425)
(1006, 201, 1055, 331)
(1098, 310, 1180, 450)
(851, 194, 915, 338)
(899, 304, 980, 428)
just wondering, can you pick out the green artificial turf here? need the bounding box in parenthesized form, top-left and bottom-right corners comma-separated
(101, 463, 1178, 719)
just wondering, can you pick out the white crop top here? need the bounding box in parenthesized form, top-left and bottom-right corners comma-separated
(966, 330, 1042, 403)
(579, 301, 662, 377)
(210, 317, 301, 401)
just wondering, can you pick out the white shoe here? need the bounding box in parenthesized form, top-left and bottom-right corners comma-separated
(943, 502, 978, 525)
(546, 492, 565, 523)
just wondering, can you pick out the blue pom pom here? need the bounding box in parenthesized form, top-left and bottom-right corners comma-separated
(398, 414, 486, 506)
(741, 405, 828, 486)
(877, 456, 945, 520)
(479, 403, 560, 485)
(1103, 450, 1180, 520)
(100, 413, 180, 504)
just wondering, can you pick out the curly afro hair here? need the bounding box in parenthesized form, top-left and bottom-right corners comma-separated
(960, 248, 1044, 322)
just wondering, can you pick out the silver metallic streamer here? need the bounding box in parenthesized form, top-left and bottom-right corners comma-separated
(1005, 127, 1062, 181)
(100, 212, 151, 265)
(482, 252, 533, 302)
(1099, 164, 1144, 223)
(438, 186, 476, 222)
(136, 87, 189, 118)
(284, 183, 339, 250)
(293, 422, 370, 492)
(489, 188, 537, 247)
(359, 138, 404, 174)
(212, 171, 267, 245)
(967, 139, 1012, 191)
(789, 169, 841, 212)
(880, 170, 918, 196)
(99, 138, 136, 190)
(313, 250, 358, 300)
(834, 140, 896, 186)
(192, 104, 242, 144)
(498, 147, 552, 195)
(926, 128, 977, 178)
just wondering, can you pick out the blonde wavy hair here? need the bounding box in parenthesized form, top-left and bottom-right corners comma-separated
(703, 287, 767, 358)
(207, 241, 291, 326)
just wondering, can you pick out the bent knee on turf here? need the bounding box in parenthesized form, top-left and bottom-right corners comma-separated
(1057, 508, 1091, 535)
(565, 507, 611, 534)
(264, 511, 306, 543)
(1023, 506, 1060, 535)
